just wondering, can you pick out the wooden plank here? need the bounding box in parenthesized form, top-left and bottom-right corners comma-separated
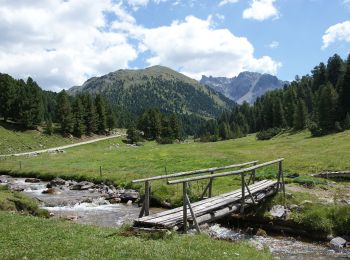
(156, 181, 277, 226)
(136, 180, 271, 222)
(167, 158, 284, 184)
(135, 181, 277, 226)
(132, 160, 259, 183)
(136, 180, 274, 224)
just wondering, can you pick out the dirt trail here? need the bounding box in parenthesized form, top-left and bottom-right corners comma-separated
(0, 134, 125, 157)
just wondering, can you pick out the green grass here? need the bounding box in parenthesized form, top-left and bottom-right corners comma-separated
(1, 130, 350, 204)
(0, 121, 77, 154)
(0, 211, 271, 260)
(0, 186, 48, 217)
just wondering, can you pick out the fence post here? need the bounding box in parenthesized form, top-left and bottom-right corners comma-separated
(99, 166, 102, 177)
(19, 161, 22, 170)
(183, 181, 188, 233)
(279, 161, 285, 198)
(208, 171, 213, 198)
(145, 180, 150, 216)
(240, 172, 245, 214)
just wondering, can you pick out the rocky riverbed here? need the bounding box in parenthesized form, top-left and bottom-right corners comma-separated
(0, 175, 142, 227)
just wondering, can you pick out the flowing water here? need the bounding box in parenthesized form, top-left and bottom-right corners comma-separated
(1, 175, 350, 259)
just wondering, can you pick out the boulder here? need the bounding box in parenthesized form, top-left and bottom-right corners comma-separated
(42, 188, 62, 195)
(49, 177, 66, 186)
(70, 181, 95, 190)
(119, 189, 139, 202)
(270, 205, 286, 218)
(126, 200, 133, 206)
(25, 178, 41, 183)
(256, 228, 267, 237)
(330, 237, 347, 250)
(109, 198, 121, 204)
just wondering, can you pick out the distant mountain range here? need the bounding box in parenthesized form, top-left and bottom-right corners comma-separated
(68, 66, 235, 120)
(200, 72, 288, 104)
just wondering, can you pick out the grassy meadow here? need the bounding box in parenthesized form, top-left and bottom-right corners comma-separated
(1, 129, 350, 204)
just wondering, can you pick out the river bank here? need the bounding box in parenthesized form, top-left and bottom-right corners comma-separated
(1, 175, 349, 259)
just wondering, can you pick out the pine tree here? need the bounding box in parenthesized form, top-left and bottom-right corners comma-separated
(82, 94, 97, 135)
(326, 54, 343, 89)
(95, 94, 107, 134)
(169, 114, 180, 140)
(72, 97, 85, 137)
(0, 74, 16, 122)
(340, 54, 350, 119)
(106, 106, 116, 132)
(272, 98, 287, 128)
(45, 118, 54, 135)
(219, 122, 231, 140)
(57, 90, 73, 135)
(343, 113, 350, 130)
(318, 83, 338, 133)
(293, 100, 308, 130)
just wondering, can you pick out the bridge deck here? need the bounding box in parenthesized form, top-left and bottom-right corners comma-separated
(134, 180, 278, 229)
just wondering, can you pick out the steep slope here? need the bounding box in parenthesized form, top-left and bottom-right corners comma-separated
(69, 66, 235, 119)
(200, 72, 288, 104)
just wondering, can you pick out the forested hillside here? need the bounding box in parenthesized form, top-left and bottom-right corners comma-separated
(200, 54, 350, 141)
(68, 66, 235, 126)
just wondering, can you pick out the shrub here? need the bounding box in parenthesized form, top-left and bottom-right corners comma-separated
(307, 121, 323, 137)
(256, 128, 281, 140)
(156, 137, 174, 144)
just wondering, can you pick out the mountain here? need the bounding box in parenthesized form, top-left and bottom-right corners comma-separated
(68, 65, 235, 123)
(200, 72, 288, 104)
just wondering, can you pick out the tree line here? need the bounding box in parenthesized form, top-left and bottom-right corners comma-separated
(0, 74, 116, 137)
(200, 53, 350, 141)
(127, 108, 181, 144)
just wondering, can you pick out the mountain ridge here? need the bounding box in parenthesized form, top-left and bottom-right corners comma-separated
(200, 71, 288, 104)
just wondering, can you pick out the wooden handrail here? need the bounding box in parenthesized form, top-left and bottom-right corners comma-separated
(132, 160, 259, 183)
(167, 158, 284, 185)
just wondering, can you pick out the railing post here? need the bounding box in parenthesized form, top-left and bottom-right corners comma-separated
(183, 181, 188, 233)
(240, 172, 245, 214)
(252, 161, 257, 184)
(145, 180, 150, 216)
(208, 171, 213, 198)
(279, 161, 285, 198)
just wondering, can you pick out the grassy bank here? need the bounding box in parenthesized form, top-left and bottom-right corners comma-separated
(1, 130, 350, 204)
(0, 121, 77, 154)
(0, 211, 271, 259)
(0, 185, 48, 217)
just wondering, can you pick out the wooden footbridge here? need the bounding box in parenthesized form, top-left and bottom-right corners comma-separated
(132, 158, 285, 233)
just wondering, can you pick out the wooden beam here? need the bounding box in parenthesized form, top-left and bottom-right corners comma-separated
(168, 159, 284, 185)
(185, 194, 200, 233)
(132, 160, 259, 183)
(183, 182, 188, 233)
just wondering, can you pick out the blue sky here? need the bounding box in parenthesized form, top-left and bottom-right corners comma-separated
(0, 0, 349, 91)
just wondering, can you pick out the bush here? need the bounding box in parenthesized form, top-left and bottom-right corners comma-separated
(256, 128, 281, 140)
(156, 137, 174, 144)
(307, 121, 323, 137)
(126, 127, 143, 144)
(199, 134, 218, 142)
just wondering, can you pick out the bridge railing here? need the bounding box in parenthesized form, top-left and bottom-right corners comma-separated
(167, 158, 285, 233)
(132, 160, 259, 218)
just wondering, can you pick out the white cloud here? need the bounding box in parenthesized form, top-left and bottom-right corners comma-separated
(268, 41, 279, 49)
(242, 0, 279, 21)
(219, 0, 239, 7)
(137, 16, 281, 79)
(0, 0, 138, 91)
(322, 20, 350, 49)
(344, 0, 350, 7)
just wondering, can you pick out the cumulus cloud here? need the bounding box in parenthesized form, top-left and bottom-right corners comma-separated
(137, 16, 281, 79)
(0, 1, 281, 91)
(242, 0, 279, 21)
(219, 0, 239, 7)
(322, 20, 350, 49)
(0, 0, 138, 91)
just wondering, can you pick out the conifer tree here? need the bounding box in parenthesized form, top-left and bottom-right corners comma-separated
(293, 100, 308, 130)
(169, 114, 180, 139)
(340, 55, 350, 118)
(318, 83, 338, 133)
(57, 90, 73, 135)
(82, 94, 97, 135)
(72, 97, 85, 137)
(95, 94, 107, 134)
